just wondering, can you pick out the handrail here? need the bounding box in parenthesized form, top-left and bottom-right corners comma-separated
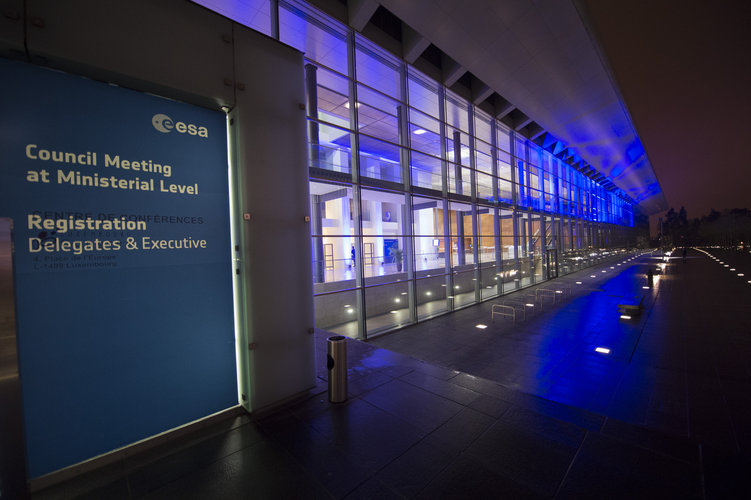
(491, 304, 516, 322)
(535, 288, 558, 303)
(500, 300, 527, 321)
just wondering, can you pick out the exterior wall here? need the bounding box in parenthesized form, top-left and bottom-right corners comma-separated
(245, 0, 638, 338)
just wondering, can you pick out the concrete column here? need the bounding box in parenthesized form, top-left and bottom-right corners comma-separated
(311, 195, 325, 283)
(453, 130, 465, 266)
(305, 63, 319, 169)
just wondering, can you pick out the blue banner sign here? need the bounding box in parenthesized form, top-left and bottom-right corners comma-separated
(0, 59, 237, 478)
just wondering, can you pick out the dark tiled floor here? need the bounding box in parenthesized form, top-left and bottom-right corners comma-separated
(30, 248, 751, 498)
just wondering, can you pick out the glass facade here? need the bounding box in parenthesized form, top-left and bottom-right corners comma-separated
(209, 0, 637, 338)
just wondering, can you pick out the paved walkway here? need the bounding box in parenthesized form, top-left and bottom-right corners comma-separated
(32, 248, 751, 499)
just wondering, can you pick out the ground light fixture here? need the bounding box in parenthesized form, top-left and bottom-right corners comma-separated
(576, 281, 582, 284)
(595, 347, 611, 354)
(590, 275, 596, 278)
(475, 324, 488, 329)
(620, 315, 632, 319)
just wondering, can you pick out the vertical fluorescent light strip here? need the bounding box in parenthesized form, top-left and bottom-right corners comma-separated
(226, 112, 247, 408)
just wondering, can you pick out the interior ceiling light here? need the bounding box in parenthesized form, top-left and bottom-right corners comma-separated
(595, 347, 611, 354)
(413, 128, 427, 135)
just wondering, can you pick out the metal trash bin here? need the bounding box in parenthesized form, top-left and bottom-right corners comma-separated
(327, 335, 348, 403)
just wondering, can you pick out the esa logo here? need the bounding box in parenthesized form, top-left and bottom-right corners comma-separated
(152, 113, 208, 138)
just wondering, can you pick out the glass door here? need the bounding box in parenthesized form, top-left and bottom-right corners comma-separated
(546, 248, 559, 279)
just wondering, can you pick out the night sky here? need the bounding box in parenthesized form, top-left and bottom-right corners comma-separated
(581, 0, 751, 232)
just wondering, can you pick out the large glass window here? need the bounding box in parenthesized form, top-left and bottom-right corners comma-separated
(288, 0, 637, 338)
(408, 68, 440, 118)
(314, 67, 351, 128)
(445, 91, 469, 133)
(359, 137, 402, 185)
(356, 36, 401, 99)
(280, 1, 348, 74)
(409, 110, 441, 157)
(412, 195, 445, 273)
(356, 84, 400, 144)
(361, 188, 408, 283)
(196, 0, 272, 35)
(309, 181, 357, 286)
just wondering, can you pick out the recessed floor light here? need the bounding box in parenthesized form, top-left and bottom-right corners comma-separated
(620, 315, 632, 320)
(475, 324, 488, 329)
(642, 286, 650, 289)
(590, 275, 596, 278)
(576, 281, 582, 284)
(730, 268, 736, 271)
(739, 273, 745, 277)
(595, 347, 611, 354)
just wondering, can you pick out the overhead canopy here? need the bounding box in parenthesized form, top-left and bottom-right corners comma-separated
(378, 0, 667, 214)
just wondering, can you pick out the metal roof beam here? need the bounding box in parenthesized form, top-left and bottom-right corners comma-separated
(348, 0, 379, 31)
(402, 23, 430, 63)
